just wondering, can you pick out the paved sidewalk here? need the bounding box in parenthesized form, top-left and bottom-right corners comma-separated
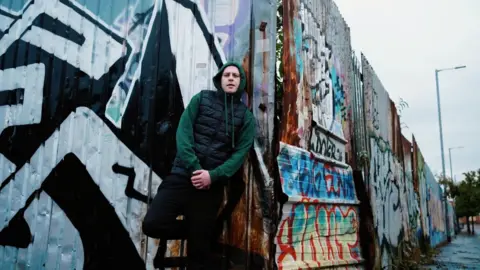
(423, 225, 480, 269)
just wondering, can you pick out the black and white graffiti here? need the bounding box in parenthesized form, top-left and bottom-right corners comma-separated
(369, 138, 403, 268)
(296, 0, 345, 146)
(0, 0, 229, 269)
(309, 125, 345, 162)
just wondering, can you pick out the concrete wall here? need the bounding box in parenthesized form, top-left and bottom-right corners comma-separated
(0, 0, 277, 269)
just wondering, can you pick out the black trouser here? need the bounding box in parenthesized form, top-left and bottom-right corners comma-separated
(142, 174, 224, 270)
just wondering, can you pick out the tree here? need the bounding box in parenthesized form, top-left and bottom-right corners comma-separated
(454, 170, 480, 234)
(437, 175, 459, 199)
(437, 175, 462, 232)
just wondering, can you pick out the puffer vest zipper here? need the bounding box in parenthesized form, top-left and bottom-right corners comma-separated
(171, 90, 247, 177)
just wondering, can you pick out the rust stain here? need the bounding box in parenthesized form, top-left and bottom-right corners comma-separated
(412, 135, 419, 192)
(168, 240, 182, 256)
(280, 0, 300, 146)
(226, 159, 269, 257)
(242, 54, 252, 108)
(390, 100, 404, 161)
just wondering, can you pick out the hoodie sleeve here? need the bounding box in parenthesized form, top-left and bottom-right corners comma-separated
(209, 109, 255, 183)
(176, 92, 202, 172)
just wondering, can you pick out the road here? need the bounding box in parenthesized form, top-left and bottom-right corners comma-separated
(423, 225, 480, 269)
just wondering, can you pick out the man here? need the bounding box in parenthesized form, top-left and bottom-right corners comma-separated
(142, 62, 255, 269)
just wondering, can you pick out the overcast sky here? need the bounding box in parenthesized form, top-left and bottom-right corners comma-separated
(334, 0, 480, 181)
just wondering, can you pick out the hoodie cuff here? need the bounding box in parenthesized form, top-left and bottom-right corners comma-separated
(193, 163, 202, 171)
(209, 170, 219, 183)
(189, 163, 202, 175)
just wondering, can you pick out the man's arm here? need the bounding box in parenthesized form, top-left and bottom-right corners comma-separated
(176, 92, 202, 172)
(209, 110, 255, 183)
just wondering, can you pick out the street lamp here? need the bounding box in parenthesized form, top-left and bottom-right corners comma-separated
(435, 65, 466, 243)
(449, 146, 464, 182)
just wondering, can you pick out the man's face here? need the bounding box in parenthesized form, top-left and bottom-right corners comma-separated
(221, 66, 241, 94)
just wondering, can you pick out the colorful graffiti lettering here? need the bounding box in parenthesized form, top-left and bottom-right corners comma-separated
(275, 203, 362, 269)
(278, 143, 357, 203)
(275, 142, 362, 269)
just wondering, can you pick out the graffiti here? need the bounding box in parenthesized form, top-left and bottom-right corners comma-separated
(278, 1, 363, 268)
(402, 136, 420, 237)
(285, 0, 345, 145)
(0, 108, 160, 269)
(362, 54, 390, 139)
(275, 141, 362, 269)
(278, 142, 356, 203)
(105, 0, 155, 127)
(415, 144, 430, 240)
(369, 138, 403, 267)
(0, 0, 279, 268)
(200, 0, 251, 59)
(397, 161, 410, 242)
(310, 125, 345, 162)
(0, 0, 241, 268)
(278, 1, 456, 268)
(309, 33, 344, 139)
(331, 63, 347, 125)
(275, 203, 362, 269)
(425, 165, 446, 247)
(104, 0, 226, 128)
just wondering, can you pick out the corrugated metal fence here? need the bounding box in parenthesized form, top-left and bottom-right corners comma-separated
(0, 0, 455, 269)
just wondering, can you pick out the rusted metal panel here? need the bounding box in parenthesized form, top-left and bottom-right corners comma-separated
(0, 0, 276, 269)
(402, 135, 421, 244)
(362, 53, 391, 142)
(413, 136, 431, 243)
(321, 0, 355, 165)
(362, 53, 402, 268)
(280, 0, 301, 146)
(351, 52, 368, 170)
(276, 0, 363, 268)
(280, 0, 354, 157)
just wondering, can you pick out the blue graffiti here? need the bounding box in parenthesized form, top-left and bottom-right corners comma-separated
(293, 19, 303, 79)
(277, 145, 356, 202)
(331, 66, 345, 122)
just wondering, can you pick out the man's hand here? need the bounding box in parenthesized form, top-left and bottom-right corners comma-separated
(191, 170, 211, 189)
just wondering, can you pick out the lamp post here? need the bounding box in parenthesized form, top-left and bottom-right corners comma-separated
(449, 146, 464, 182)
(435, 65, 466, 242)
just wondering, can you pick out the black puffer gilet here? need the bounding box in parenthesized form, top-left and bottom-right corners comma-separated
(171, 90, 247, 177)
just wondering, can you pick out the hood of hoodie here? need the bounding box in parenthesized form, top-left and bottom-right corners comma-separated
(212, 61, 247, 100)
(211, 62, 247, 148)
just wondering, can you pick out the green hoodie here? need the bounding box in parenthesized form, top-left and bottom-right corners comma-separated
(174, 62, 255, 183)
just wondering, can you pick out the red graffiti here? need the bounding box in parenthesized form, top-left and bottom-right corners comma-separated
(275, 203, 361, 269)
